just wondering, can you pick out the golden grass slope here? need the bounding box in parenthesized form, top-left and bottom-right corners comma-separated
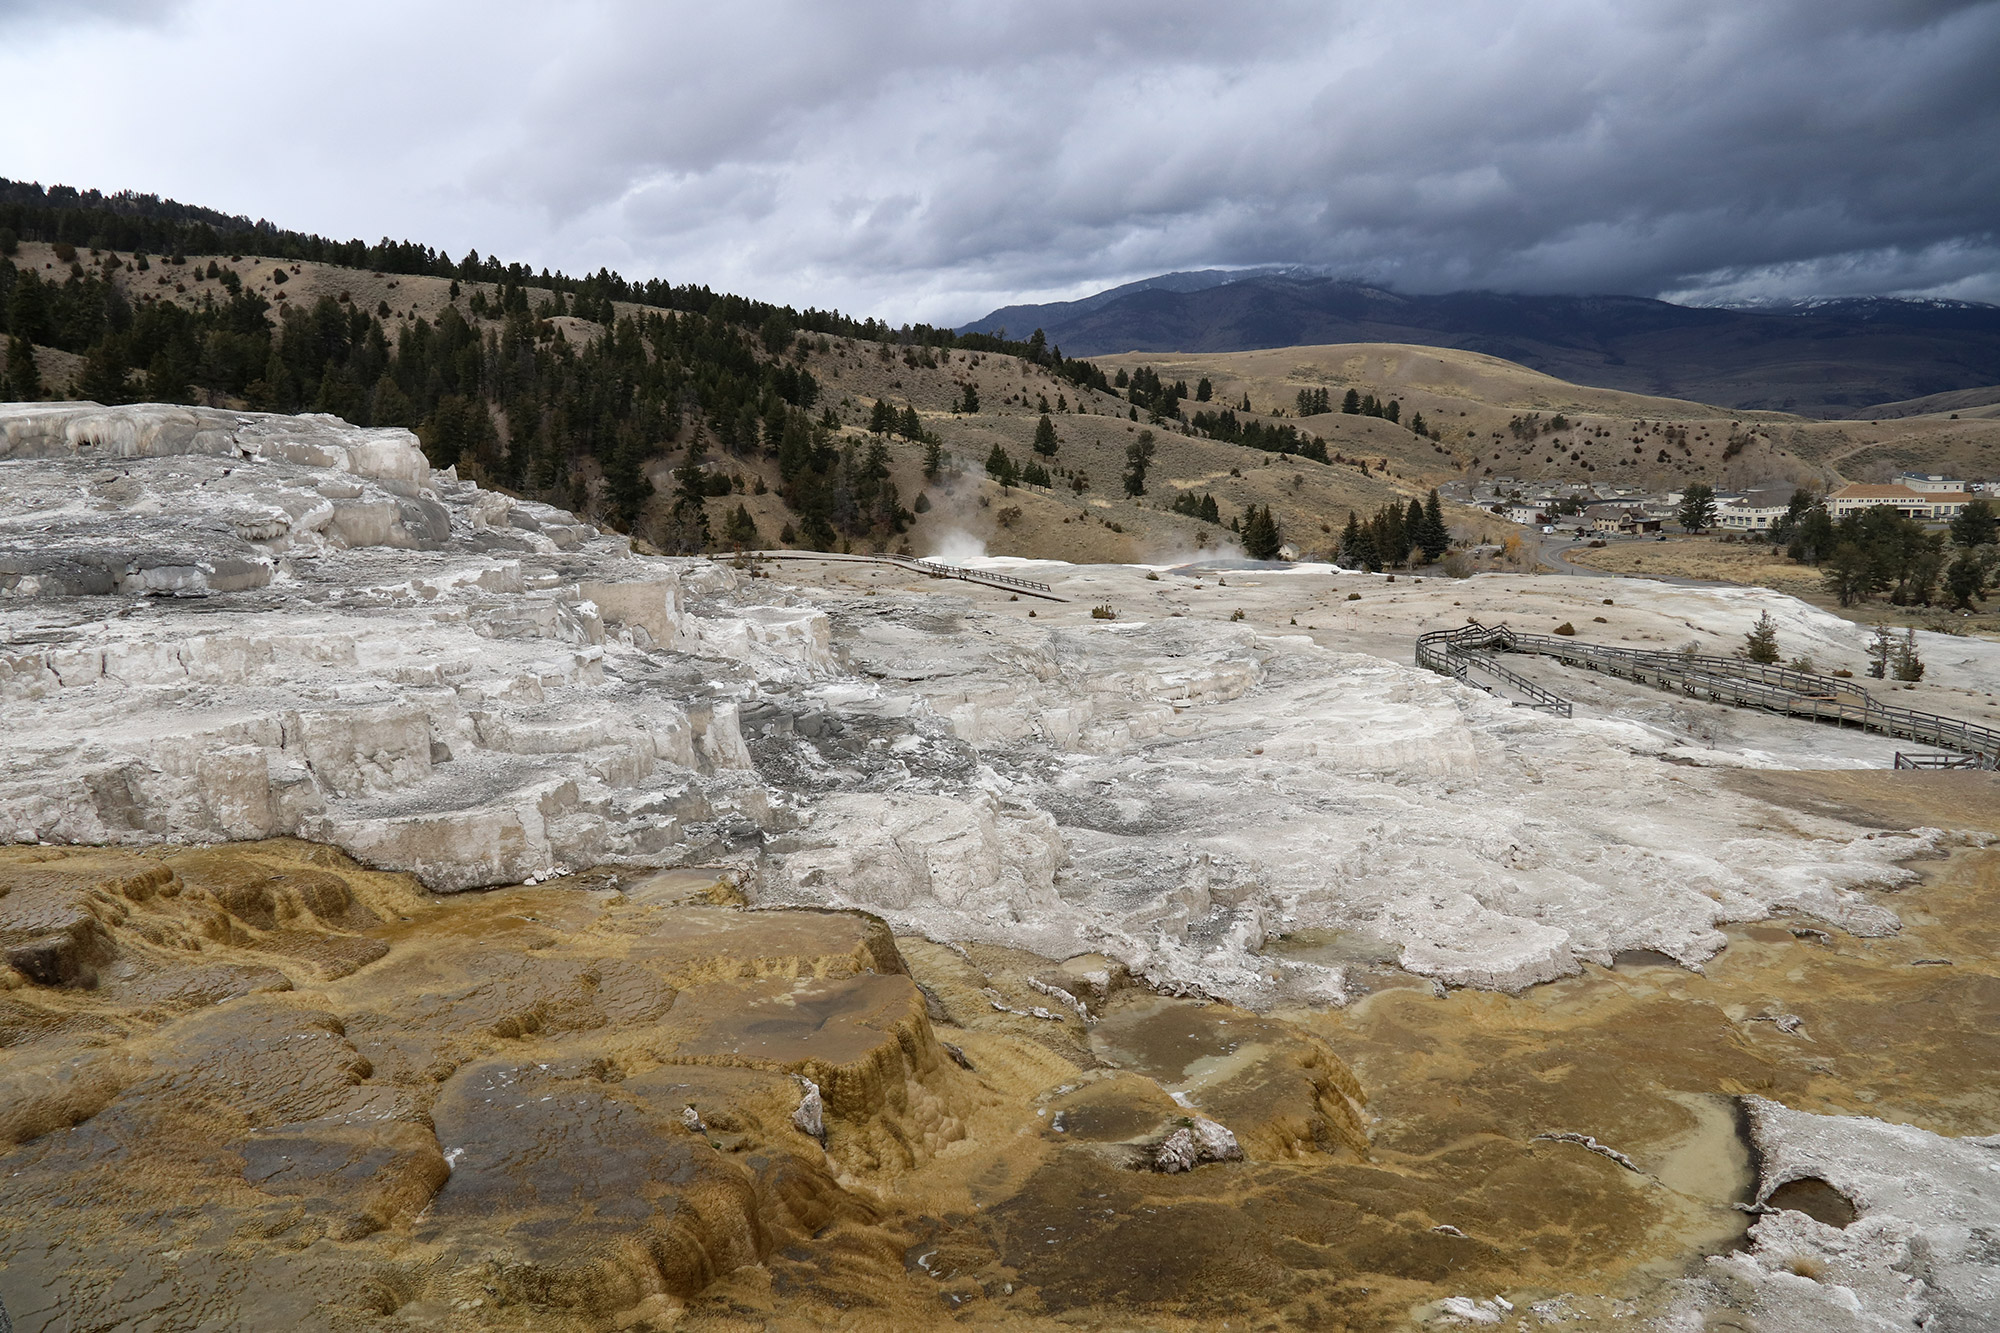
(7, 240, 1489, 562)
(25, 232, 2000, 550)
(1101, 342, 2000, 490)
(772, 335, 1497, 563)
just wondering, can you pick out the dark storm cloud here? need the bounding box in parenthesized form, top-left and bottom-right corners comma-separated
(3, 0, 1996, 320)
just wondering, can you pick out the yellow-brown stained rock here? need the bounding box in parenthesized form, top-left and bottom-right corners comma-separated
(4, 775, 1998, 1333)
(420, 1059, 772, 1312)
(1088, 994, 1370, 1160)
(0, 842, 974, 1331)
(662, 973, 940, 1118)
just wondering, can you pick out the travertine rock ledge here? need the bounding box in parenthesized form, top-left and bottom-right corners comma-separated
(1, 403, 832, 890)
(0, 404, 1964, 1000)
(0, 842, 1376, 1332)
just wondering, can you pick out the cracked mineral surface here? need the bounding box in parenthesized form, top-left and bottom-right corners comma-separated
(4, 405, 1999, 1332)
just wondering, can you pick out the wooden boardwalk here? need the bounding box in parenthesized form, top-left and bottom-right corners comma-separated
(1418, 621, 2000, 768)
(735, 549, 1069, 601)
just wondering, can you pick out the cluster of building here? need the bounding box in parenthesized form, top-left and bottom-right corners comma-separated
(1712, 473, 1971, 532)
(1445, 477, 1682, 535)
(1444, 472, 1981, 539)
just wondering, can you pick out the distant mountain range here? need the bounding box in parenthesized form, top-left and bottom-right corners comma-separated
(962, 273, 2000, 418)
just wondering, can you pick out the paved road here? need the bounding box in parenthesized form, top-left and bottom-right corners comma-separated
(1533, 533, 1615, 577)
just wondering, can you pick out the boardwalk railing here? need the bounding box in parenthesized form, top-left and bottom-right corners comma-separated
(1418, 621, 2000, 768)
(1415, 622, 1572, 716)
(739, 549, 1064, 600)
(1894, 751, 1985, 770)
(883, 555, 1054, 594)
(1460, 651, 1574, 717)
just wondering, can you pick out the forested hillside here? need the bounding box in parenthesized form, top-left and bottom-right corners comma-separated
(0, 180, 1471, 563)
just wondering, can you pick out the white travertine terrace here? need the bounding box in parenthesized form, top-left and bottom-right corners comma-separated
(8, 403, 1998, 1329)
(2, 403, 1956, 1001)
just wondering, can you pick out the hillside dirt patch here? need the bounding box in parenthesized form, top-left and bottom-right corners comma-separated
(1565, 536, 1827, 597)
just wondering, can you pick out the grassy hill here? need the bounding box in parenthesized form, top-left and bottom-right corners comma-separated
(1101, 342, 2000, 492)
(9, 215, 1997, 564)
(0, 237, 1476, 564)
(965, 273, 2000, 418)
(1852, 385, 2000, 421)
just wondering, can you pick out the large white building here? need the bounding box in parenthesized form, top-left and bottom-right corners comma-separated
(1714, 500, 1790, 531)
(1827, 482, 1970, 520)
(1714, 482, 1797, 532)
(1895, 472, 1968, 495)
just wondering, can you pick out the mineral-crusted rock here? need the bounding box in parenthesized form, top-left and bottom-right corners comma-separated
(1664, 1096, 2000, 1332)
(1150, 1116, 1243, 1172)
(0, 403, 1959, 1004)
(792, 1077, 827, 1143)
(0, 843, 958, 1328)
(0, 405, 835, 890)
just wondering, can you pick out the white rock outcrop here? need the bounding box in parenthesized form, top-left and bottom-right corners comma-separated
(0, 404, 829, 890)
(1662, 1097, 2000, 1332)
(0, 403, 1951, 1000)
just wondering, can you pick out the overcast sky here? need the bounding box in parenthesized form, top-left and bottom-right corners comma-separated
(3, 0, 1997, 324)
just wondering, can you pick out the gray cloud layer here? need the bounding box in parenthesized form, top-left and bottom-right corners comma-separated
(3, 0, 1996, 322)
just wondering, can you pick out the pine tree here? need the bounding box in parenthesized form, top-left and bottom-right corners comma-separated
(1950, 497, 1995, 547)
(1373, 502, 1411, 567)
(1341, 511, 1379, 571)
(1342, 388, 1361, 414)
(722, 503, 760, 550)
(1678, 483, 1717, 532)
(1743, 611, 1780, 664)
(869, 398, 895, 434)
(1033, 413, 1059, 457)
(1242, 504, 1283, 560)
(1406, 498, 1426, 557)
(898, 404, 923, 440)
(923, 438, 943, 480)
(4, 333, 41, 400)
(956, 382, 979, 413)
(603, 436, 655, 529)
(800, 513, 837, 550)
(660, 440, 714, 554)
(1196, 377, 1212, 403)
(1420, 489, 1450, 562)
(1945, 552, 1987, 609)
(985, 443, 1018, 487)
(1824, 542, 1879, 606)
(1866, 624, 1896, 678)
(370, 373, 416, 427)
(1123, 429, 1155, 497)
(77, 335, 132, 404)
(1892, 627, 1925, 681)
(1199, 493, 1220, 524)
